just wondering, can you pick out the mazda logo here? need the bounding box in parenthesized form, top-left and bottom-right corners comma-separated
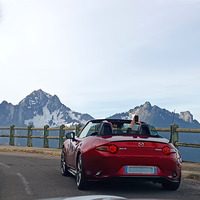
(138, 142, 144, 147)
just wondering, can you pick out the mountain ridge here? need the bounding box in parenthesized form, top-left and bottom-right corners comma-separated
(108, 101, 200, 128)
(0, 90, 199, 129)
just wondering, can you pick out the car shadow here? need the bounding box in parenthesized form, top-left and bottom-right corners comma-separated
(62, 175, 183, 199)
(86, 179, 162, 192)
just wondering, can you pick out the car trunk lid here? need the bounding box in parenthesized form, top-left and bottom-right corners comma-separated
(101, 135, 170, 156)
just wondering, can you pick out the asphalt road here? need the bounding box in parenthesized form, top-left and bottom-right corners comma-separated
(0, 151, 199, 200)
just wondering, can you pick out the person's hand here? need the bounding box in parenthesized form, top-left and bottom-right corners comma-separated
(129, 115, 141, 128)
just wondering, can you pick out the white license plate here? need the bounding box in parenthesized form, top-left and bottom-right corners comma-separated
(124, 166, 157, 174)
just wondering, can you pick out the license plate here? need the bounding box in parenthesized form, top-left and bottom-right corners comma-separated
(124, 166, 157, 174)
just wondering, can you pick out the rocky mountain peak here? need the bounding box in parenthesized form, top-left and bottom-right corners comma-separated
(18, 89, 62, 109)
(180, 111, 193, 123)
(0, 90, 93, 127)
(109, 102, 200, 128)
(1, 100, 9, 105)
(143, 101, 152, 109)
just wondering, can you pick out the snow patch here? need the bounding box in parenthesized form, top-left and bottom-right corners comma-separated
(43, 91, 52, 98)
(68, 111, 87, 125)
(29, 99, 37, 105)
(129, 108, 140, 119)
(24, 104, 65, 127)
(65, 122, 79, 127)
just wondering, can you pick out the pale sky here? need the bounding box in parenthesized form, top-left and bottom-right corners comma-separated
(0, 0, 200, 121)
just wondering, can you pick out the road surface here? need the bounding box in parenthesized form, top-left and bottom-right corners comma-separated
(0, 151, 199, 200)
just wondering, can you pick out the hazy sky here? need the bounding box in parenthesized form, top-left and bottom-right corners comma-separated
(0, 0, 200, 121)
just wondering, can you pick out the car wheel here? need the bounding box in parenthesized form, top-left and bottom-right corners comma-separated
(61, 148, 70, 176)
(162, 175, 181, 190)
(76, 154, 88, 190)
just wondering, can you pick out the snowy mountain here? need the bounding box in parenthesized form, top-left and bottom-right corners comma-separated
(0, 91, 200, 129)
(108, 101, 200, 128)
(0, 89, 93, 127)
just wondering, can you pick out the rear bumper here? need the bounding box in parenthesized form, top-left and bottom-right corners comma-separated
(87, 174, 181, 184)
(82, 151, 182, 181)
(116, 175, 181, 183)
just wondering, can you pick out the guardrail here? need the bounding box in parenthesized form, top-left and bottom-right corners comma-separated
(156, 124, 200, 148)
(0, 125, 81, 149)
(0, 124, 200, 149)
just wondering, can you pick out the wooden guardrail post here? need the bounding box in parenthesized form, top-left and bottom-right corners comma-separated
(76, 124, 81, 135)
(170, 124, 179, 148)
(27, 125, 33, 147)
(59, 124, 65, 149)
(9, 125, 15, 146)
(44, 125, 49, 148)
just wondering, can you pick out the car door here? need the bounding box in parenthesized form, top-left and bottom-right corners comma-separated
(66, 135, 80, 169)
(67, 121, 100, 169)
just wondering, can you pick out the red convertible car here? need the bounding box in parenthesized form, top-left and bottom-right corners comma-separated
(61, 119, 182, 190)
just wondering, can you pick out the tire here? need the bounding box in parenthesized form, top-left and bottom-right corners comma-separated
(162, 175, 181, 191)
(76, 154, 88, 190)
(60, 148, 70, 176)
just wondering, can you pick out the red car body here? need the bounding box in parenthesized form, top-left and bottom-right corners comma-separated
(61, 119, 182, 190)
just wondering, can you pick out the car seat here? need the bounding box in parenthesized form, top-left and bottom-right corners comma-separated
(139, 124, 151, 136)
(99, 122, 113, 135)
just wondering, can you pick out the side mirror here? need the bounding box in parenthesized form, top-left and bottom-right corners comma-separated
(65, 132, 75, 140)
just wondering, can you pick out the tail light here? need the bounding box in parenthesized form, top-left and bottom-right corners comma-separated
(162, 146, 171, 155)
(162, 146, 177, 155)
(96, 145, 118, 154)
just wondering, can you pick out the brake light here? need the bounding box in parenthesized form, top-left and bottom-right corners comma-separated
(96, 145, 118, 154)
(162, 146, 170, 155)
(109, 145, 118, 153)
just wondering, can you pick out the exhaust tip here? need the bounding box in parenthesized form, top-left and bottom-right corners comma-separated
(172, 171, 177, 178)
(96, 171, 102, 176)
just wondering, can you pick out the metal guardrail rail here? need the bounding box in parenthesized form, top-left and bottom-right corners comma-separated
(0, 124, 199, 149)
